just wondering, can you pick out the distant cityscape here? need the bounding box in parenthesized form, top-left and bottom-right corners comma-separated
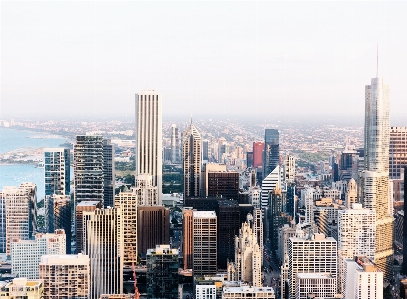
(0, 74, 406, 299)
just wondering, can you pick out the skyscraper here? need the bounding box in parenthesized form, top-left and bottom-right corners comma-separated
(75, 201, 102, 254)
(103, 139, 115, 208)
(182, 208, 193, 270)
(133, 174, 159, 206)
(359, 75, 393, 279)
(3, 183, 37, 255)
(263, 129, 279, 178)
(44, 148, 70, 196)
(171, 124, 180, 163)
(261, 165, 283, 211)
(389, 126, 407, 179)
(74, 135, 104, 205)
(135, 91, 163, 202)
(253, 142, 264, 169)
(183, 121, 202, 198)
(83, 207, 123, 299)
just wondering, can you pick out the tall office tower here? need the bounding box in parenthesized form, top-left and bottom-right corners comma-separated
(182, 208, 194, 270)
(0, 192, 5, 253)
(39, 254, 90, 299)
(193, 211, 217, 275)
(252, 209, 264, 260)
(83, 207, 123, 299)
(246, 151, 254, 168)
(3, 183, 37, 255)
(115, 191, 138, 264)
(74, 135, 104, 205)
(302, 187, 314, 224)
(278, 223, 297, 262)
(0, 278, 44, 298)
(202, 139, 209, 161)
(202, 163, 226, 196)
(218, 142, 228, 164)
(339, 147, 359, 181)
(284, 154, 295, 182)
(286, 182, 296, 217)
(295, 273, 337, 299)
(207, 171, 239, 200)
(345, 178, 358, 208)
(75, 201, 102, 254)
(360, 74, 393, 279)
(288, 233, 337, 298)
(217, 200, 240, 269)
(44, 148, 70, 196)
(261, 165, 283, 211)
(11, 229, 66, 279)
(133, 174, 159, 206)
(146, 245, 179, 299)
(227, 219, 262, 287)
(249, 186, 261, 208)
(344, 256, 383, 299)
(135, 91, 163, 202)
(263, 129, 279, 178)
(183, 121, 202, 198)
(253, 141, 264, 168)
(103, 139, 115, 208)
(46, 194, 71, 253)
(137, 206, 170, 258)
(171, 124, 180, 163)
(390, 127, 407, 179)
(269, 187, 291, 252)
(337, 204, 376, 293)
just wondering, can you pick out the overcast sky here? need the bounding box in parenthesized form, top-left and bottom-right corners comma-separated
(1, 1, 407, 122)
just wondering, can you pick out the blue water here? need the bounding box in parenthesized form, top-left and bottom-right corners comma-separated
(0, 128, 72, 200)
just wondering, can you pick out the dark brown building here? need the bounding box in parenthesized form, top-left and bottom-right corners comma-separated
(207, 171, 239, 200)
(137, 206, 170, 258)
(182, 208, 193, 270)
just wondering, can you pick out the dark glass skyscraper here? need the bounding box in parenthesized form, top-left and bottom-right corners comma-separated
(103, 139, 115, 208)
(263, 129, 279, 178)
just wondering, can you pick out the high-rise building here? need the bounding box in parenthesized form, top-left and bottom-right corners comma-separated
(39, 254, 90, 299)
(246, 151, 254, 168)
(268, 187, 291, 252)
(0, 192, 5, 253)
(115, 191, 138, 264)
(45, 194, 71, 253)
(146, 245, 179, 299)
(44, 148, 70, 196)
(344, 256, 383, 299)
(171, 124, 180, 163)
(227, 219, 262, 287)
(0, 278, 44, 299)
(288, 233, 337, 298)
(295, 273, 337, 299)
(183, 121, 202, 198)
(74, 135, 104, 205)
(11, 229, 66, 279)
(202, 163, 226, 197)
(283, 154, 295, 182)
(182, 208, 194, 270)
(253, 141, 264, 168)
(103, 139, 115, 208)
(75, 201, 102, 254)
(202, 139, 210, 161)
(193, 211, 217, 275)
(207, 171, 239, 200)
(345, 178, 358, 208)
(137, 206, 170, 258)
(263, 129, 279, 178)
(261, 165, 283, 211)
(390, 127, 407, 179)
(83, 207, 123, 299)
(339, 148, 359, 182)
(135, 90, 163, 202)
(3, 183, 37, 255)
(133, 174, 159, 206)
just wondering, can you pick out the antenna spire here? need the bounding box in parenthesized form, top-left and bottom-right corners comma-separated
(376, 43, 379, 78)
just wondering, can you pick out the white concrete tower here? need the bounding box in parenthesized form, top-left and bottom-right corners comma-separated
(135, 91, 163, 202)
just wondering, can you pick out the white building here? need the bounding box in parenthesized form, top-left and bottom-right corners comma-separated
(11, 229, 66, 279)
(0, 278, 43, 299)
(39, 254, 90, 299)
(133, 174, 159, 206)
(135, 90, 163, 203)
(3, 183, 37, 255)
(83, 207, 124, 299)
(261, 165, 284, 211)
(344, 256, 383, 299)
(295, 273, 337, 299)
(222, 285, 275, 299)
(227, 218, 262, 287)
(284, 154, 296, 182)
(193, 211, 217, 275)
(196, 285, 216, 299)
(288, 233, 337, 298)
(249, 186, 261, 209)
(302, 187, 314, 224)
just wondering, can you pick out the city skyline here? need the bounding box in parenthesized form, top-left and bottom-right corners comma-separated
(2, 1, 407, 120)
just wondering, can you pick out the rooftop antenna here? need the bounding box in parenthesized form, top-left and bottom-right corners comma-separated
(376, 43, 379, 78)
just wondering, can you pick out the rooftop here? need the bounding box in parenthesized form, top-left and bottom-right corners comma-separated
(193, 210, 216, 218)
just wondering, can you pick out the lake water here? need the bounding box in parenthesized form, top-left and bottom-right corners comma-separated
(0, 127, 72, 200)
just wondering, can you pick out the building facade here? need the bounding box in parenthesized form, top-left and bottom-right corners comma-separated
(44, 148, 70, 196)
(390, 127, 407, 179)
(263, 129, 279, 179)
(103, 139, 115, 208)
(183, 121, 202, 198)
(75, 201, 102, 254)
(46, 194, 71, 253)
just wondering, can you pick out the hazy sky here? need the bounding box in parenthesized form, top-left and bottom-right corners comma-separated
(1, 1, 407, 122)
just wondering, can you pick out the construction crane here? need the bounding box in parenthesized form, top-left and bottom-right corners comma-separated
(129, 244, 140, 299)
